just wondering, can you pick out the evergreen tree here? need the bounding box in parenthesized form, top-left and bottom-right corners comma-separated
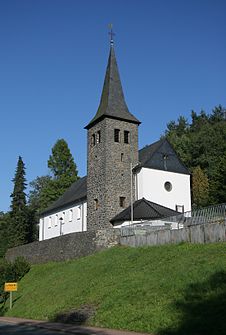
(10, 156, 27, 213)
(9, 156, 33, 247)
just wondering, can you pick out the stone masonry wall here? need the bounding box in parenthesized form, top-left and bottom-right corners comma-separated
(5, 229, 120, 264)
(6, 221, 226, 265)
(87, 118, 138, 230)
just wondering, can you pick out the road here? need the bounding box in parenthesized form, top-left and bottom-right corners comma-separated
(0, 317, 150, 335)
(0, 322, 74, 335)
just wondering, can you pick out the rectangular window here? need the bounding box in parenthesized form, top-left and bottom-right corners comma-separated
(77, 206, 81, 220)
(48, 216, 52, 228)
(114, 129, 120, 142)
(97, 130, 101, 144)
(69, 209, 73, 222)
(91, 134, 96, 146)
(55, 214, 58, 226)
(124, 130, 130, 144)
(94, 199, 99, 210)
(119, 197, 126, 208)
(176, 205, 184, 213)
(121, 153, 124, 162)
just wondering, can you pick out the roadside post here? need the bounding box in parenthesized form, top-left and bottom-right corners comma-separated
(4, 282, 18, 309)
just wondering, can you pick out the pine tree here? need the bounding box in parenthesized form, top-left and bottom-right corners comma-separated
(10, 156, 27, 212)
(9, 156, 30, 247)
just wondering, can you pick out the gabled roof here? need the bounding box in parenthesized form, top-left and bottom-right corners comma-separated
(40, 176, 87, 216)
(40, 140, 190, 216)
(138, 138, 190, 175)
(85, 45, 140, 129)
(110, 198, 179, 224)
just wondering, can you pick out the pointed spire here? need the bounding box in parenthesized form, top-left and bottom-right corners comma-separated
(85, 44, 140, 129)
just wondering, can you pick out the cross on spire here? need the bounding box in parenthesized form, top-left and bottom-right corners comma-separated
(108, 23, 115, 46)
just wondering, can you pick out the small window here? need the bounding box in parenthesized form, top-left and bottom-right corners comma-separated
(121, 153, 124, 162)
(163, 154, 168, 170)
(114, 129, 120, 142)
(176, 205, 184, 213)
(77, 206, 81, 220)
(164, 181, 172, 192)
(69, 209, 73, 222)
(124, 130, 130, 144)
(94, 199, 99, 210)
(91, 134, 96, 146)
(48, 216, 52, 229)
(55, 214, 58, 226)
(97, 130, 101, 143)
(62, 212, 65, 223)
(119, 196, 126, 208)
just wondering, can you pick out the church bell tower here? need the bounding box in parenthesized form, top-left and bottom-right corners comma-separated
(85, 38, 141, 230)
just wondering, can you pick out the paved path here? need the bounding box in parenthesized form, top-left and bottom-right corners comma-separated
(0, 317, 152, 335)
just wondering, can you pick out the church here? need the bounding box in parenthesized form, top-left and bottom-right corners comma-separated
(39, 40, 191, 241)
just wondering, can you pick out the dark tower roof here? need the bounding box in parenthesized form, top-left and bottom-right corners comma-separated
(85, 45, 140, 129)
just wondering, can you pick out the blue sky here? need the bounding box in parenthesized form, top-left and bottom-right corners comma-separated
(0, 0, 225, 212)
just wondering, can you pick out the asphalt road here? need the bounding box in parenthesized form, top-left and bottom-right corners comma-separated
(0, 322, 73, 335)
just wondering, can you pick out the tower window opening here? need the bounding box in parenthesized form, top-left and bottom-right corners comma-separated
(94, 199, 99, 210)
(124, 130, 130, 144)
(97, 130, 101, 143)
(114, 129, 120, 142)
(91, 134, 96, 146)
(119, 196, 126, 208)
(121, 153, 124, 162)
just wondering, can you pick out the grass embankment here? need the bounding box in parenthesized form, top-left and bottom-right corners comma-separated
(3, 243, 226, 334)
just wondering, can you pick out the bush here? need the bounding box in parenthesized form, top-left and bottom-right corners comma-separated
(12, 257, 31, 281)
(0, 257, 30, 304)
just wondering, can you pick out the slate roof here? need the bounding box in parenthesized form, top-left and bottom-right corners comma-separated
(40, 139, 190, 215)
(40, 176, 87, 216)
(138, 138, 190, 175)
(85, 45, 140, 129)
(110, 198, 179, 225)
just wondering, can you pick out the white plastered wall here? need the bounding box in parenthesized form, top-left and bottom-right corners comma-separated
(39, 201, 87, 241)
(135, 167, 191, 212)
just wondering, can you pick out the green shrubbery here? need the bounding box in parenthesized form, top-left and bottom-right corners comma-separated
(0, 257, 30, 304)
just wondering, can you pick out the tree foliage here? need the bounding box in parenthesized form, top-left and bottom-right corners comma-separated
(192, 166, 209, 208)
(10, 156, 26, 213)
(9, 157, 36, 247)
(48, 139, 78, 180)
(0, 213, 10, 257)
(165, 105, 226, 206)
(28, 139, 79, 213)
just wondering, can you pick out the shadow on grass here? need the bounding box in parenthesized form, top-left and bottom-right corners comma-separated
(159, 270, 226, 335)
(50, 304, 96, 325)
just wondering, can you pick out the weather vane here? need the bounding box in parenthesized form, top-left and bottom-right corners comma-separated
(108, 23, 115, 46)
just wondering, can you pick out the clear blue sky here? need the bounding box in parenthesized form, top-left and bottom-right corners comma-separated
(0, 0, 225, 212)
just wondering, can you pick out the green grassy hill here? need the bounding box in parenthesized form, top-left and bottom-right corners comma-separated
(3, 243, 226, 334)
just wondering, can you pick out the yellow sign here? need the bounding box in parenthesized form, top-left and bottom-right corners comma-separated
(4, 282, 18, 292)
